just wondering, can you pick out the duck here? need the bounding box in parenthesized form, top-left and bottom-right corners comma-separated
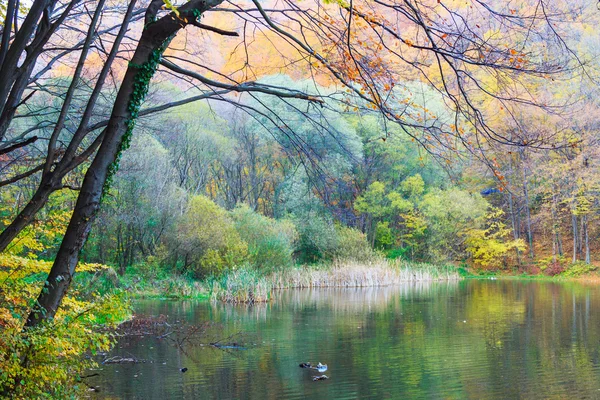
(313, 374, 328, 381)
(314, 362, 327, 372)
(299, 362, 311, 369)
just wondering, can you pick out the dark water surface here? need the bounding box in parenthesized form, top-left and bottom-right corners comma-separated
(90, 280, 600, 399)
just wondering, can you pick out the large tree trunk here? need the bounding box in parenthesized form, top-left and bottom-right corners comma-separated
(25, 0, 223, 327)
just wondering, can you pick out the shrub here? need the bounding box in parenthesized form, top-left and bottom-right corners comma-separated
(177, 196, 247, 277)
(544, 262, 564, 276)
(330, 224, 375, 262)
(293, 213, 338, 263)
(537, 255, 567, 272)
(561, 261, 598, 278)
(231, 205, 297, 271)
(386, 247, 411, 260)
(294, 214, 375, 263)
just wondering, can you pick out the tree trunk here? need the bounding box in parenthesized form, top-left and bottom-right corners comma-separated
(0, 0, 119, 249)
(551, 194, 562, 257)
(584, 215, 590, 264)
(116, 224, 125, 275)
(579, 215, 584, 257)
(522, 164, 534, 259)
(557, 230, 564, 257)
(552, 232, 557, 263)
(0, 0, 55, 122)
(370, 216, 376, 248)
(25, 0, 223, 327)
(572, 214, 578, 263)
(508, 191, 521, 264)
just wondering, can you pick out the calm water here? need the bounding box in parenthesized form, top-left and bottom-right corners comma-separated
(90, 280, 600, 399)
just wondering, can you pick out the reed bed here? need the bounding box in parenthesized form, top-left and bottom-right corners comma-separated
(209, 258, 460, 303)
(209, 267, 271, 303)
(270, 258, 459, 288)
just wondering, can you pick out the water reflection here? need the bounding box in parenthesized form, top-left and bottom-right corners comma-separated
(91, 280, 600, 399)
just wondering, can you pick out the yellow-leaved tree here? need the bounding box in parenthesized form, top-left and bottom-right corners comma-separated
(0, 194, 129, 397)
(464, 208, 526, 270)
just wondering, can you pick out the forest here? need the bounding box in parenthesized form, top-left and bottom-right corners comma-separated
(1, 0, 600, 398)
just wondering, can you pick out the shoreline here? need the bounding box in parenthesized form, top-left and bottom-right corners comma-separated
(127, 271, 600, 302)
(123, 260, 600, 303)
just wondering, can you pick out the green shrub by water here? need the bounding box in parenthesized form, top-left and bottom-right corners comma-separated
(293, 212, 339, 263)
(561, 261, 598, 278)
(231, 204, 297, 271)
(330, 225, 375, 262)
(177, 195, 248, 277)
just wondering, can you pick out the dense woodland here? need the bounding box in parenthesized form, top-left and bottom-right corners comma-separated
(1, 0, 600, 396)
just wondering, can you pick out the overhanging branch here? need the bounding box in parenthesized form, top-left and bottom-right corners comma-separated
(189, 20, 239, 36)
(160, 59, 323, 103)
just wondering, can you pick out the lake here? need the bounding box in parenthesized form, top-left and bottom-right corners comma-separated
(90, 279, 600, 399)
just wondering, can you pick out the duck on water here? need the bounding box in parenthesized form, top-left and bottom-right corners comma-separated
(299, 362, 328, 372)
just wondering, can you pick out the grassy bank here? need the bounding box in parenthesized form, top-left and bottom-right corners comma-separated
(122, 274, 210, 300)
(462, 259, 600, 281)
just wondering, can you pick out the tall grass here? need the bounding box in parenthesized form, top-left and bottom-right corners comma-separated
(208, 267, 271, 303)
(270, 258, 459, 288)
(209, 258, 460, 303)
(145, 275, 207, 299)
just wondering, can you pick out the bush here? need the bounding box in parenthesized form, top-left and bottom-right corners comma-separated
(537, 255, 567, 273)
(231, 205, 297, 271)
(293, 214, 375, 264)
(331, 224, 375, 262)
(386, 247, 411, 260)
(561, 261, 597, 278)
(544, 262, 564, 276)
(293, 213, 338, 263)
(177, 196, 247, 277)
